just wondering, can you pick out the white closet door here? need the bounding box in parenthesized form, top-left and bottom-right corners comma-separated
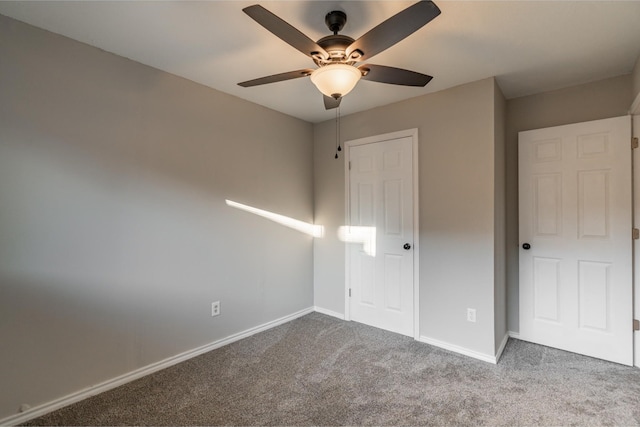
(519, 116, 632, 366)
(348, 136, 415, 336)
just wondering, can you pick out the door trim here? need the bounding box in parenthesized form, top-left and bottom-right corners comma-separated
(343, 128, 420, 340)
(632, 110, 639, 368)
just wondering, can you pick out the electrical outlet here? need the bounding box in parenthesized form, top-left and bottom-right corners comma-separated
(467, 308, 476, 323)
(211, 301, 220, 317)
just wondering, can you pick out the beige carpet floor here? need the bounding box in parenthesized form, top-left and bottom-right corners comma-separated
(25, 312, 640, 426)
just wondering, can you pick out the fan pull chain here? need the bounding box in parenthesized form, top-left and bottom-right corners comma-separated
(334, 105, 341, 159)
(337, 105, 342, 152)
(335, 106, 339, 159)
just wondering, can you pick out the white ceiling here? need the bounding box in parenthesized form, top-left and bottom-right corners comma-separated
(1, 1, 640, 123)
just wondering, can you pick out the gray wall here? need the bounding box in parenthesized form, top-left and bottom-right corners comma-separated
(0, 15, 314, 420)
(504, 74, 632, 332)
(632, 54, 640, 102)
(313, 78, 505, 358)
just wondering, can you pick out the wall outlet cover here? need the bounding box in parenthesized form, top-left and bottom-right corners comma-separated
(211, 301, 221, 317)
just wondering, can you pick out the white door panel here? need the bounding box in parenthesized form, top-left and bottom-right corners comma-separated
(519, 116, 632, 366)
(348, 136, 414, 336)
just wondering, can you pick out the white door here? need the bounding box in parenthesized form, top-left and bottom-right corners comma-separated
(519, 115, 633, 365)
(346, 135, 415, 337)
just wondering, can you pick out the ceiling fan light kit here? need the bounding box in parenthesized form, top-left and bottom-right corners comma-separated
(310, 64, 362, 99)
(238, 1, 441, 110)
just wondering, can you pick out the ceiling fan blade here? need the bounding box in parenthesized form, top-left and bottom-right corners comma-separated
(359, 64, 432, 87)
(324, 95, 341, 110)
(238, 69, 315, 87)
(243, 5, 329, 61)
(345, 1, 441, 62)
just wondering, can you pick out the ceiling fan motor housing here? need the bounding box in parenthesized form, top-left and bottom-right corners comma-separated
(315, 34, 356, 65)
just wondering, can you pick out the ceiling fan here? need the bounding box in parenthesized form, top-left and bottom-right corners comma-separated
(238, 1, 441, 110)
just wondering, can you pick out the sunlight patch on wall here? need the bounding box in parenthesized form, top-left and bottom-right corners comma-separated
(225, 200, 324, 238)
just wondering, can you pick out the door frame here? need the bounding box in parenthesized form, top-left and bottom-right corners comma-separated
(631, 94, 640, 368)
(343, 128, 420, 340)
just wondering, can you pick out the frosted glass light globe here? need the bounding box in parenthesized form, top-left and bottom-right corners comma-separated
(310, 64, 362, 98)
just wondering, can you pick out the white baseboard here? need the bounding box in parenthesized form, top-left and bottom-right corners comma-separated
(313, 306, 345, 320)
(418, 335, 499, 364)
(1, 306, 314, 427)
(508, 330, 520, 339)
